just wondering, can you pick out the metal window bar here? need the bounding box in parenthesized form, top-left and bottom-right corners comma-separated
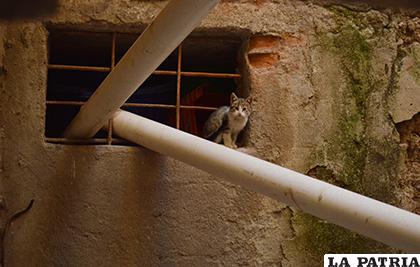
(47, 64, 241, 78)
(46, 100, 218, 111)
(46, 31, 241, 145)
(107, 32, 117, 145)
(176, 45, 182, 129)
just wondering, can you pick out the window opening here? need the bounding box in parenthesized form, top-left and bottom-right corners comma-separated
(46, 30, 242, 145)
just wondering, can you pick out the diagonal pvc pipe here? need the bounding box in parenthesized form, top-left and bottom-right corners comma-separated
(63, 0, 219, 138)
(110, 109, 420, 252)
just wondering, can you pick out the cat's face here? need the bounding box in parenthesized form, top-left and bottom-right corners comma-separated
(229, 92, 252, 118)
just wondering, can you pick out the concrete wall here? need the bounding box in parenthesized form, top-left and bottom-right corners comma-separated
(0, 1, 419, 266)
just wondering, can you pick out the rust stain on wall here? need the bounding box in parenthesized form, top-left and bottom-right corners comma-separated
(397, 112, 420, 214)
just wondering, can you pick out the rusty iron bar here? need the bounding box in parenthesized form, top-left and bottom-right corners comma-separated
(124, 103, 176, 109)
(48, 64, 240, 78)
(153, 70, 177, 75)
(176, 45, 182, 129)
(45, 137, 129, 145)
(182, 71, 240, 78)
(179, 105, 217, 111)
(106, 119, 113, 145)
(111, 32, 116, 68)
(47, 36, 51, 63)
(48, 64, 111, 72)
(46, 100, 86, 106)
(46, 100, 218, 111)
(107, 32, 117, 145)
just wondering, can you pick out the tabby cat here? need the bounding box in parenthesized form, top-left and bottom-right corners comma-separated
(202, 92, 252, 148)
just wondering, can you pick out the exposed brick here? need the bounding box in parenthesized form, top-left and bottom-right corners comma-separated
(248, 35, 281, 52)
(248, 53, 280, 68)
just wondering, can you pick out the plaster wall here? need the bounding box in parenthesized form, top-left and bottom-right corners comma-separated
(0, 1, 419, 266)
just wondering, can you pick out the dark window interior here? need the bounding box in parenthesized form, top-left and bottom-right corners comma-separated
(46, 30, 242, 145)
(49, 31, 112, 67)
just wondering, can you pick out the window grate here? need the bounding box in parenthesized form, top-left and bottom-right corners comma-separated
(45, 30, 242, 145)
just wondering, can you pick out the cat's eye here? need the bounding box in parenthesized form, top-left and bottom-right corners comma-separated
(243, 107, 247, 111)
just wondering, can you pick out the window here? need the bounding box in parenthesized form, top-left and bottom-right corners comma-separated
(45, 30, 243, 145)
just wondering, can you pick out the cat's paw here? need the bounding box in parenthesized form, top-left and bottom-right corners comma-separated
(224, 143, 236, 149)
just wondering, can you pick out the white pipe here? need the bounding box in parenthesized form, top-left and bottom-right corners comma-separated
(110, 109, 420, 252)
(63, 0, 219, 138)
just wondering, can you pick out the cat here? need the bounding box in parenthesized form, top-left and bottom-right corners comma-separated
(202, 92, 252, 149)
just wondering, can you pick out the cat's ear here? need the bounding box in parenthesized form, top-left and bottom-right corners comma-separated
(230, 92, 238, 104)
(246, 96, 252, 104)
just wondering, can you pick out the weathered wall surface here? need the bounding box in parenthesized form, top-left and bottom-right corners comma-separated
(0, 1, 419, 266)
(0, 24, 7, 265)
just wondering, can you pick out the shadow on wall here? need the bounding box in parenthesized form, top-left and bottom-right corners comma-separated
(0, 0, 58, 21)
(30, 147, 170, 265)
